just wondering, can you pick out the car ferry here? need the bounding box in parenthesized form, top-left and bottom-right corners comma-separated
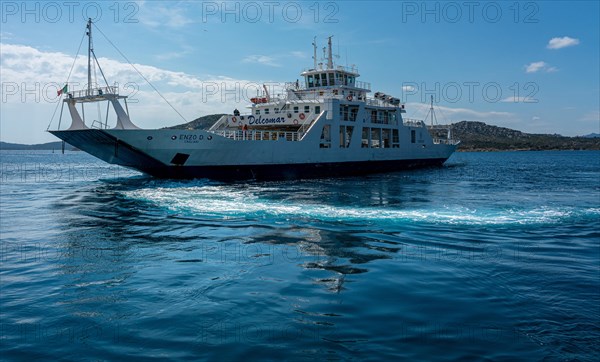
(50, 20, 459, 180)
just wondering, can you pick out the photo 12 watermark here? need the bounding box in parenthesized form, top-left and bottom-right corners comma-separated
(1, 82, 140, 104)
(1, 1, 139, 24)
(401, 81, 539, 104)
(400, 1, 539, 24)
(200, 1, 339, 23)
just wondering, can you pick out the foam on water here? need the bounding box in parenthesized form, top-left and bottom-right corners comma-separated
(123, 183, 599, 226)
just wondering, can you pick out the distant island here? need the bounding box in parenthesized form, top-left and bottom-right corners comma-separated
(2, 117, 599, 152)
(0, 141, 77, 151)
(436, 121, 600, 151)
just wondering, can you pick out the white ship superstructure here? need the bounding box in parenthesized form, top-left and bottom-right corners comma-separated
(49, 20, 459, 180)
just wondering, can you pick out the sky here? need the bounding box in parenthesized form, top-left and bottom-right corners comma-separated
(1, 0, 599, 144)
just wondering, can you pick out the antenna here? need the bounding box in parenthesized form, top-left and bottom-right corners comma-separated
(312, 36, 317, 70)
(327, 35, 334, 69)
(429, 95, 438, 126)
(86, 18, 92, 95)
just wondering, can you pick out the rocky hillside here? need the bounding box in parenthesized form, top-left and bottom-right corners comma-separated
(445, 121, 600, 151)
(0, 141, 77, 151)
(165, 114, 226, 130)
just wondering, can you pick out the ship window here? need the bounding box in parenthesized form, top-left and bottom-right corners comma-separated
(350, 107, 358, 121)
(392, 129, 399, 148)
(371, 128, 381, 148)
(321, 73, 328, 86)
(382, 129, 390, 148)
(328, 73, 335, 86)
(304, 105, 310, 113)
(339, 126, 345, 148)
(255, 109, 260, 115)
(265, 108, 270, 114)
(315, 106, 321, 114)
(274, 107, 280, 113)
(411, 130, 416, 143)
(293, 106, 299, 113)
(340, 105, 348, 121)
(320, 124, 331, 148)
(307, 75, 314, 88)
(362, 127, 369, 148)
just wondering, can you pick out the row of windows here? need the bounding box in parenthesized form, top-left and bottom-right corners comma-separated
(307, 72, 355, 88)
(256, 105, 321, 116)
(339, 106, 398, 124)
(361, 127, 400, 148)
(319, 125, 400, 149)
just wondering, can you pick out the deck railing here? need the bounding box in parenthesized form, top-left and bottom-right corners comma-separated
(403, 119, 427, 127)
(209, 130, 304, 142)
(69, 86, 118, 99)
(433, 138, 461, 145)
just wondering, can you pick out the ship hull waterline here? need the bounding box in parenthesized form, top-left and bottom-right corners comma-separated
(50, 129, 455, 181)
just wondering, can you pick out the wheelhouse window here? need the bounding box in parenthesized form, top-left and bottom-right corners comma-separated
(265, 108, 270, 115)
(293, 106, 299, 113)
(304, 105, 310, 113)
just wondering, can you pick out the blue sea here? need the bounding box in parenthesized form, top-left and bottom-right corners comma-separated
(1, 150, 599, 361)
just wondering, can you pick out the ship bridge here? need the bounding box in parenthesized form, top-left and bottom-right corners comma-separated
(299, 36, 371, 95)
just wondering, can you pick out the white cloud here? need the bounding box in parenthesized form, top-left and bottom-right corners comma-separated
(525, 61, 557, 73)
(242, 55, 280, 67)
(547, 36, 580, 50)
(0, 42, 279, 143)
(405, 102, 516, 124)
(532, 116, 541, 121)
(500, 96, 538, 103)
(138, 2, 193, 28)
(290, 51, 307, 59)
(0, 32, 13, 41)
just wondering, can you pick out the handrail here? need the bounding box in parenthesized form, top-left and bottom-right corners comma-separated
(90, 120, 108, 129)
(403, 119, 427, 127)
(68, 86, 119, 99)
(209, 130, 304, 142)
(433, 138, 461, 145)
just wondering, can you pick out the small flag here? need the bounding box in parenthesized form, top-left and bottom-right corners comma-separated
(57, 84, 68, 96)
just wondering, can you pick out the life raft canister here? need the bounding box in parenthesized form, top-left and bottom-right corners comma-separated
(299, 113, 306, 120)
